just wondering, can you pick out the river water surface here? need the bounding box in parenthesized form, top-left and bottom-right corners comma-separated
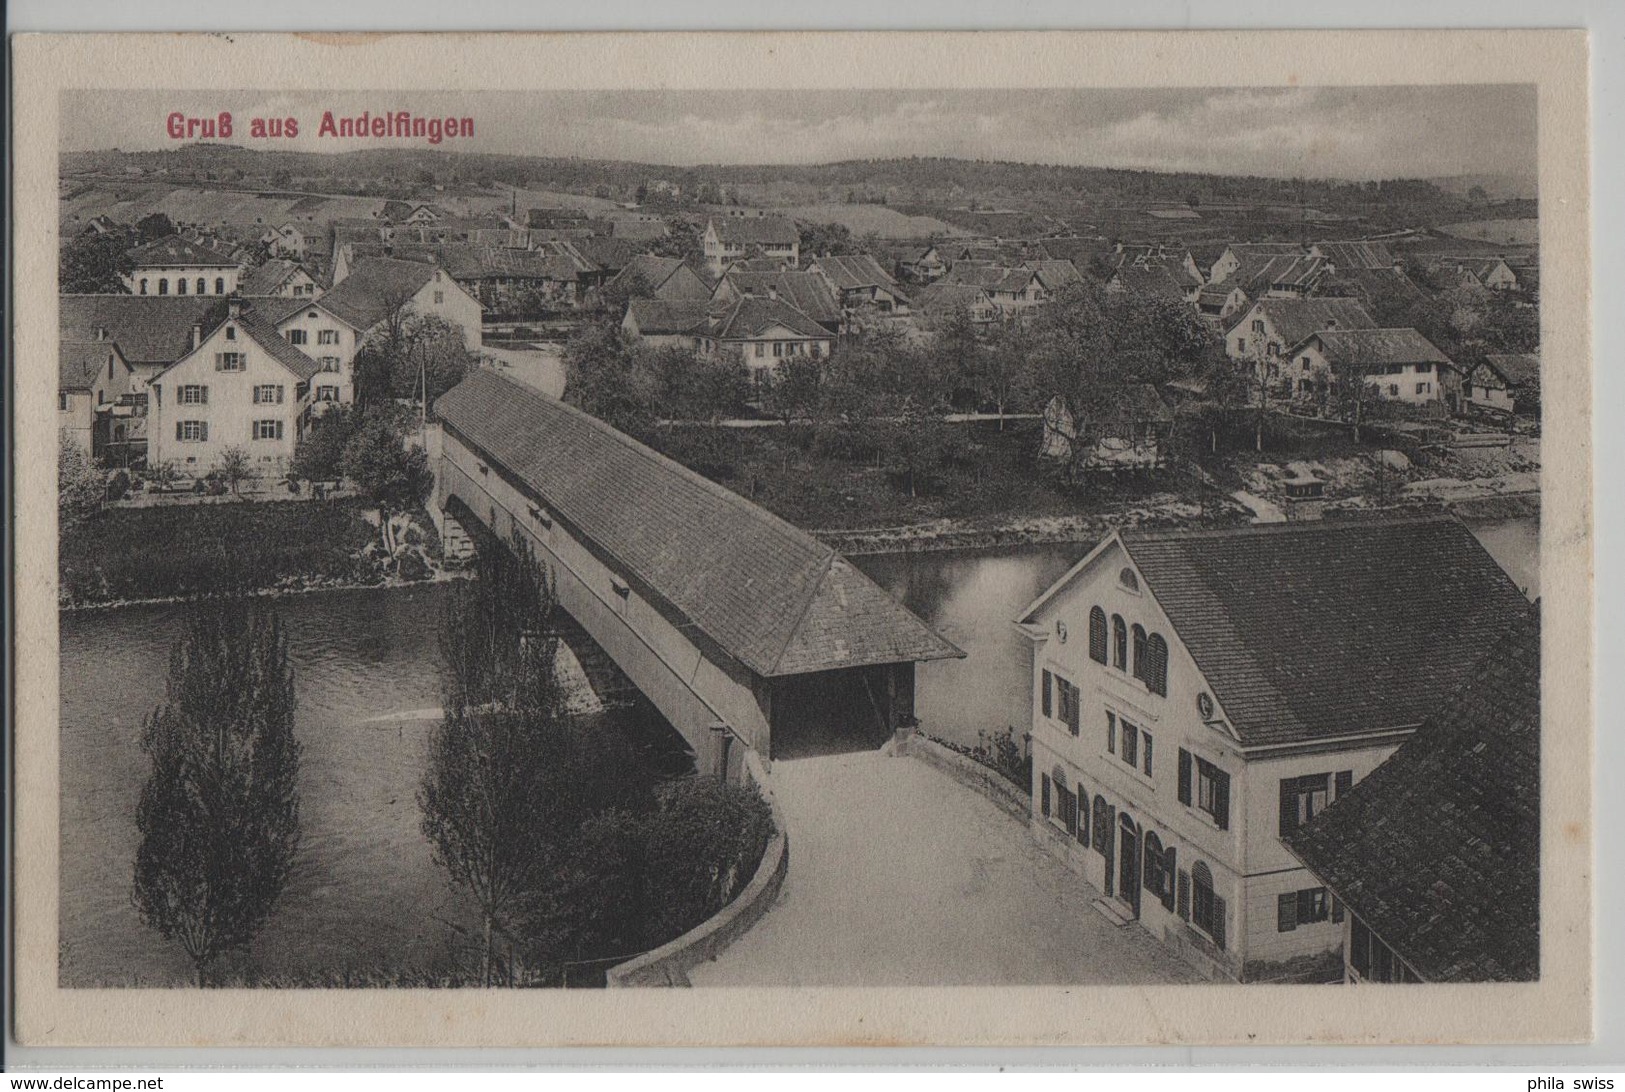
(59, 517, 1538, 985)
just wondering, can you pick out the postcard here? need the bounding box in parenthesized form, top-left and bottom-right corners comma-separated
(10, 29, 1592, 1047)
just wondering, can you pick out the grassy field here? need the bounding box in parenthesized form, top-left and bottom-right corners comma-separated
(60, 498, 379, 605)
(58, 183, 392, 231)
(1437, 218, 1540, 245)
(778, 203, 968, 239)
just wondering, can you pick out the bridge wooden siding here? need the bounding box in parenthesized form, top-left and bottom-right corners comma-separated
(429, 370, 963, 774)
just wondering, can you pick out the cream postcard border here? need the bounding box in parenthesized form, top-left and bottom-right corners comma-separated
(10, 29, 1593, 1047)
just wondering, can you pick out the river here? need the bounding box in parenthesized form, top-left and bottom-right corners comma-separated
(57, 516, 1538, 986)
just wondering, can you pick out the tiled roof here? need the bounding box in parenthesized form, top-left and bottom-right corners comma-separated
(1269, 255, 1327, 290)
(1026, 259, 1085, 289)
(1112, 266, 1188, 302)
(608, 255, 711, 300)
(811, 254, 904, 295)
(1308, 328, 1453, 369)
(238, 259, 310, 297)
(1483, 352, 1540, 388)
(317, 258, 442, 331)
(988, 269, 1041, 295)
(1313, 241, 1397, 270)
(127, 234, 239, 269)
(1283, 614, 1540, 982)
(944, 261, 1005, 291)
(59, 339, 121, 390)
(236, 313, 324, 383)
(1327, 268, 1425, 304)
(712, 297, 830, 341)
(719, 270, 842, 327)
(435, 370, 962, 677)
(710, 216, 800, 247)
(912, 283, 994, 315)
(58, 295, 226, 366)
(1232, 298, 1378, 346)
(561, 236, 643, 273)
(625, 298, 712, 336)
(1117, 516, 1532, 747)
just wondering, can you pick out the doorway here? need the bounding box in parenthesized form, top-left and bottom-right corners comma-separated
(1118, 815, 1141, 919)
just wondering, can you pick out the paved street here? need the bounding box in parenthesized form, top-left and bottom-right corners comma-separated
(689, 749, 1203, 987)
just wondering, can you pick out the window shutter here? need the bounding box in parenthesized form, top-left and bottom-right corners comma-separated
(175, 421, 183, 441)
(1040, 774, 1051, 818)
(1088, 607, 1108, 663)
(1335, 770, 1353, 799)
(1178, 749, 1192, 805)
(277, 385, 286, 404)
(1176, 870, 1191, 920)
(1280, 779, 1298, 837)
(1076, 784, 1089, 845)
(1041, 670, 1052, 717)
(1332, 896, 1345, 924)
(1143, 734, 1153, 776)
(1211, 895, 1227, 949)
(214, 352, 223, 371)
(275, 421, 284, 440)
(200, 385, 209, 405)
(1299, 888, 1320, 924)
(199, 422, 208, 442)
(1162, 847, 1177, 911)
(1146, 635, 1169, 697)
(1278, 892, 1298, 932)
(1214, 772, 1230, 830)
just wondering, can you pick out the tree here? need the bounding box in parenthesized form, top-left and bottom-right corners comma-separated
(289, 406, 357, 484)
(562, 323, 655, 436)
(353, 307, 476, 415)
(796, 220, 856, 258)
(217, 446, 251, 496)
(135, 212, 176, 242)
(132, 602, 302, 986)
(645, 345, 750, 422)
(60, 232, 134, 294)
(761, 353, 822, 424)
(420, 535, 653, 982)
(58, 432, 103, 534)
(340, 415, 432, 556)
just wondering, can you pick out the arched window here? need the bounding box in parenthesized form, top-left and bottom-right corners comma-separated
(138, 278, 148, 295)
(1145, 634, 1169, 697)
(196, 277, 207, 295)
(1119, 567, 1140, 592)
(1112, 615, 1128, 670)
(157, 278, 169, 295)
(1131, 624, 1148, 681)
(177, 278, 187, 295)
(1088, 606, 1108, 664)
(1191, 861, 1225, 949)
(215, 277, 226, 294)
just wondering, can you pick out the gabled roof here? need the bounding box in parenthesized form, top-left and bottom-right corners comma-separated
(127, 234, 238, 269)
(1197, 282, 1244, 304)
(1283, 614, 1540, 982)
(1022, 517, 1531, 748)
(560, 236, 643, 274)
(988, 268, 1042, 295)
(811, 254, 906, 297)
(709, 216, 799, 246)
(58, 295, 226, 367)
(1313, 240, 1397, 270)
(711, 297, 830, 341)
(1231, 297, 1378, 346)
(238, 259, 314, 297)
(1268, 255, 1327, 290)
(625, 298, 712, 336)
(1025, 259, 1085, 289)
(719, 270, 842, 327)
(316, 258, 445, 331)
(242, 295, 311, 326)
(1324, 267, 1425, 305)
(59, 339, 124, 391)
(154, 310, 324, 385)
(435, 370, 962, 677)
(1480, 352, 1540, 388)
(912, 283, 994, 315)
(608, 254, 711, 300)
(943, 261, 1005, 291)
(1112, 265, 1189, 302)
(1305, 327, 1453, 370)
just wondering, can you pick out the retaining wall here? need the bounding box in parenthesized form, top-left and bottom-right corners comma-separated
(896, 731, 1032, 822)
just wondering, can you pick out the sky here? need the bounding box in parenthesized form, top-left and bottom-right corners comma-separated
(61, 86, 1537, 181)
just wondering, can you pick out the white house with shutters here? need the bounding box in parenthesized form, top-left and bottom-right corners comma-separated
(1013, 517, 1533, 982)
(147, 301, 322, 477)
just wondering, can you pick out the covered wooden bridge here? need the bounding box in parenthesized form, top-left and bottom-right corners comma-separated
(431, 369, 963, 775)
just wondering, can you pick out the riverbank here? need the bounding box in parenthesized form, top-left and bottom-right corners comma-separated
(59, 498, 454, 609)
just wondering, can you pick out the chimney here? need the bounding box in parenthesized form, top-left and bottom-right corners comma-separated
(767, 284, 778, 301)
(227, 298, 242, 319)
(191, 323, 203, 349)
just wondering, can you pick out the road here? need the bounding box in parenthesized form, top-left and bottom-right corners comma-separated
(689, 749, 1202, 987)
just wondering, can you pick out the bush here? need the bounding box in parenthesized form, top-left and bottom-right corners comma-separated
(636, 777, 775, 947)
(58, 499, 377, 604)
(396, 548, 431, 583)
(106, 470, 132, 503)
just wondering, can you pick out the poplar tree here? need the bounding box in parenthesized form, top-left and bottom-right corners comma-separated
(131, 602, 303, 986)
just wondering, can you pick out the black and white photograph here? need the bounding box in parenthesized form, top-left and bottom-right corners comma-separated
(10, 30, 1593, 1050)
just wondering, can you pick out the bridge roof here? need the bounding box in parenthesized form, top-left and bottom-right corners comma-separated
(436, 370, 964, 678)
